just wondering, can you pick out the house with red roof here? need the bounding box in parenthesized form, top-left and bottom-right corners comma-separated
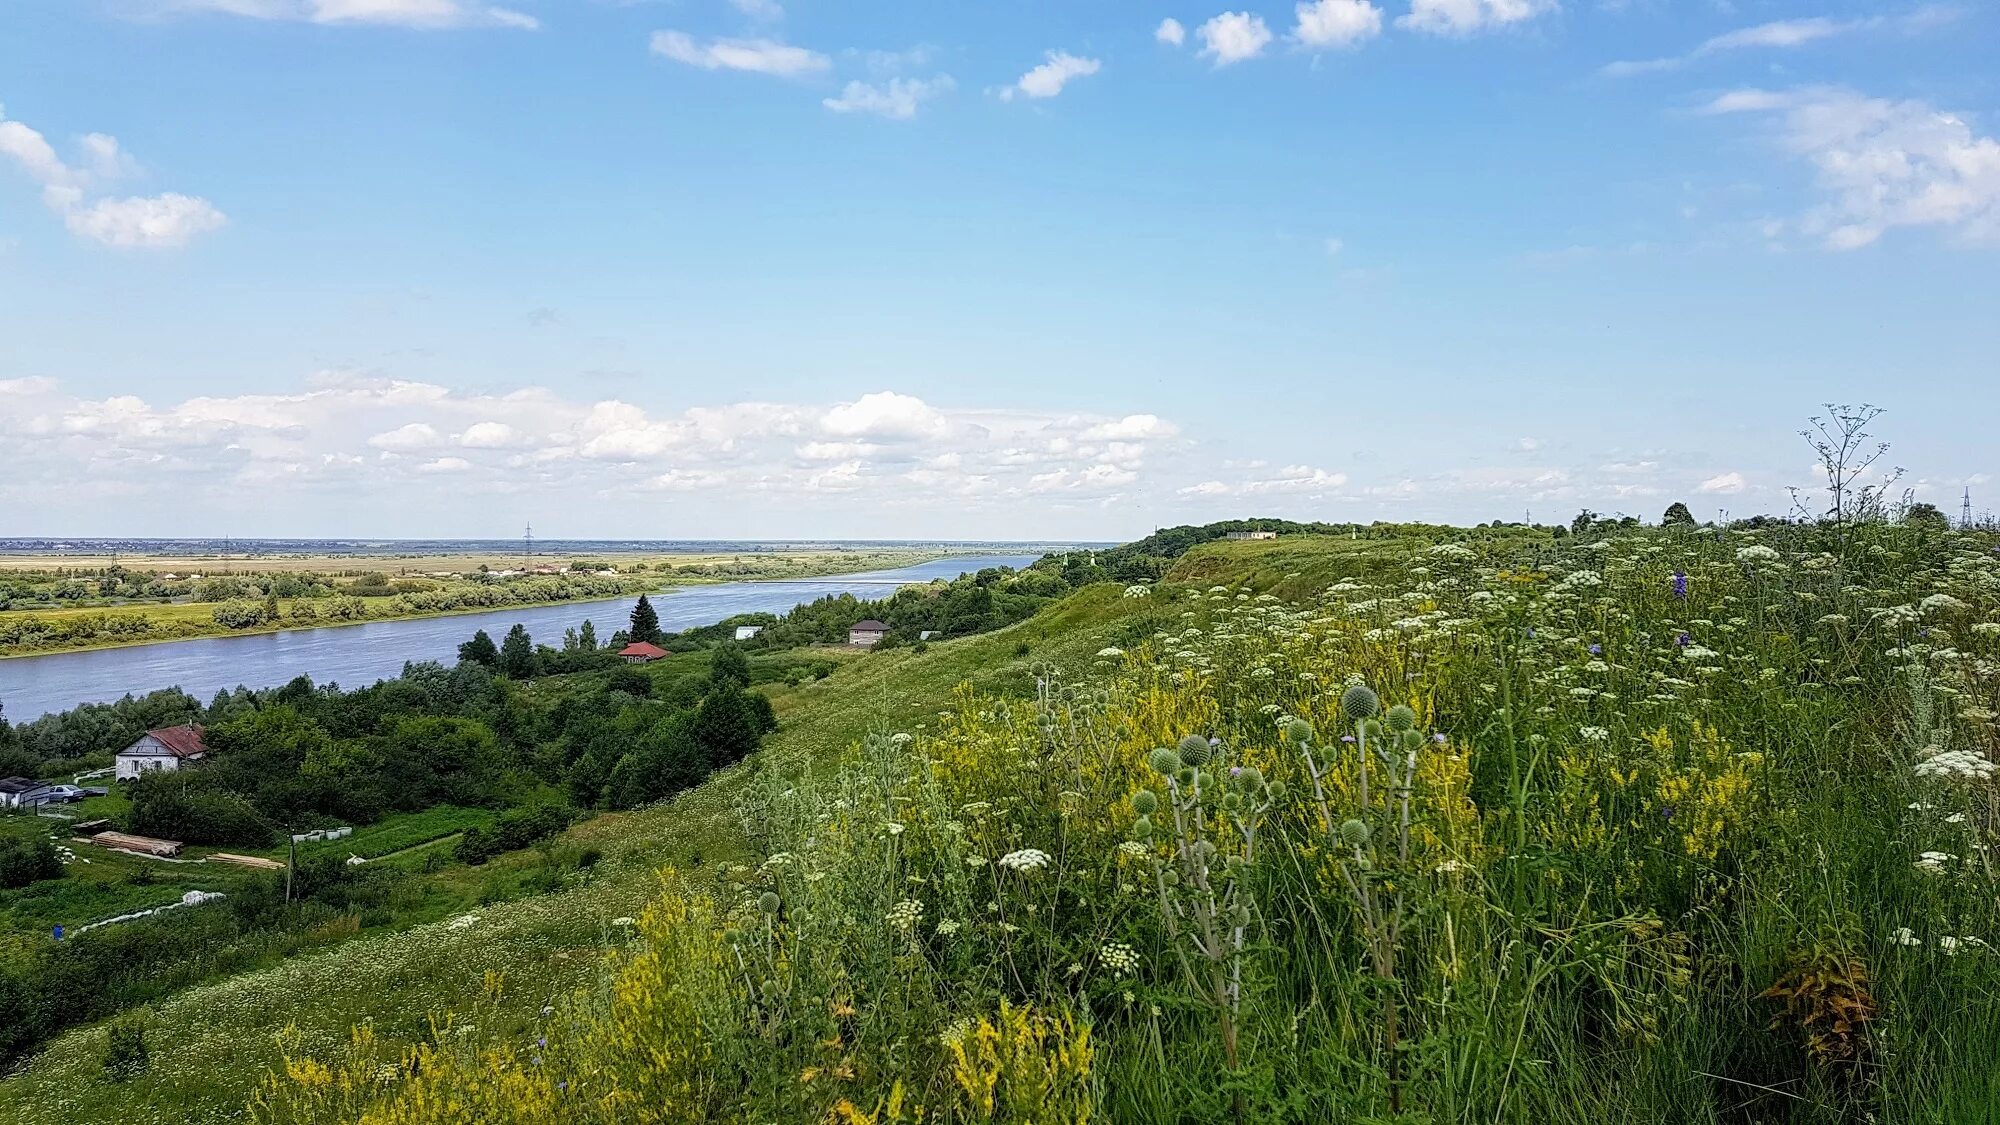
(618, 641, 668, 664)
(115, 724, 210, 781)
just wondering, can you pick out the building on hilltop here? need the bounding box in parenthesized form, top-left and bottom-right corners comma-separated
(848, 620, 890, 647)
(116, 724, 209, 781)
(618, 641, 668, 664)
(1225, 530, 1278, 540)
(734, 625, 764, 641)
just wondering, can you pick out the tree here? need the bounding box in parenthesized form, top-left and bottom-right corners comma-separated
(458, 629, 500, 667)
(691, 686, 761, 768)
(262, 591, 280, 622)
(1662, 502, 1695, 527)
(1905, 501, 1950, 531)
(629, 595, 661, 644)
(500, 624, 535, 679)
(709, 644, 751, 690)
(578, 619, 599, 651)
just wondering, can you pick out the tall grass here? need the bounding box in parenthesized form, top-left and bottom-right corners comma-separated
(234, 525, 2000, 1121)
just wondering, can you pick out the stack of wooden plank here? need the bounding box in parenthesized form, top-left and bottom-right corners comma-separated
(84, 831, 183, 857)
(209, 852, 286, 870)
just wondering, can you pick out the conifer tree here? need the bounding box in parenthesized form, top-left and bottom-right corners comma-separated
(629, 595, 661, 644)
(458, 629, 500, 667)
(500, 624, 535, 678)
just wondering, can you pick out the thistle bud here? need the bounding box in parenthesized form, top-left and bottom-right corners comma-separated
(1341, 683, 1380, 721)
(1401, 728, 1425, 752)
(1339, 818, 1370, 846)
(1148, 747, 1181, 775)
(1222, 791, 1242, 812)
(1285, 717, 1315, 744)
(1131, 789, 1159, 816)
(1267, 780, 1288, 800)
(724, 927, 744, 944)
(1385, 704, 1416, 732)
(1133, 816, 1154, 839)
(1163, 868, 1181, 887)
(758, 891, 781, 915)
(1235, 766, 1266, 792)
(1194, 839, 1219, 863)
(1178, 735, 1212, 767)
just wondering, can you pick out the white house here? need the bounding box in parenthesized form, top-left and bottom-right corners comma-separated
(848, 620, 890, 647)
(1225, 530, 1278, 540)
(116, 724, 210, 780)
(734, 625, 764, 641)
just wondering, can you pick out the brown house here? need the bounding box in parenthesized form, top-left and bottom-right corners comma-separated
(618, 641, 668, 664)
(848, 620, 890, 647)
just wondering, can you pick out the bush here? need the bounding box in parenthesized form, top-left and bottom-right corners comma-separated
(456, 803, 577, 865)
(101, 1018, 149, 1081)
(0, 835, 64, 889)
(127, 777, 275, 847)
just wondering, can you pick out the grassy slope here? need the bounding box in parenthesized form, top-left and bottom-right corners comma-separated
(0, 584, 1151, 1122)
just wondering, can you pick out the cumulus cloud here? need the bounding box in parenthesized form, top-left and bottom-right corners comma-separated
(822, 76, 956, 119)
(1292, 0, 1382, 48)
(0, 375, 1191, 523)
(650, 31, 830, 75)
(1197, 11, 1273, 65)
(729, 0, 783, 22)
(1698, 471, 1747, 494)
(1156, 17, 1187, 45)
(1706, 86, 2000, 249)
(160, 0, 537, 29)
(1002, 51, 1102, 101)
(0, 106, 226, 249)
(1396, 0, 1554, 37)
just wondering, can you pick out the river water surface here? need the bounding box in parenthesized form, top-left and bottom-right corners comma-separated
(0, 554, 1039, 721)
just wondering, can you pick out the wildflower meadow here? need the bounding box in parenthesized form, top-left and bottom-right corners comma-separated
(251, 518, 2000, 1123)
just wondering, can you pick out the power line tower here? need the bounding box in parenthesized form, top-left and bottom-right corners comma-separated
(1963, 487, 1975, 530)
(524, 522, 534, 566)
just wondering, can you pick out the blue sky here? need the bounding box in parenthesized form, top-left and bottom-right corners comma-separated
(1, 0, 1995, 540)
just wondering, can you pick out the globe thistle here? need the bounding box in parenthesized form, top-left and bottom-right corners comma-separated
(1385, 704, 1416, 733)
(1148, 747, 1182, 775)
(1285, 717, 1315, 745)
(1178, 734, 1212, 767)
(1130, 789, 1159, 816)
(1341, 683, 1380, 721)
(757, 891, 782, 915)
(1339, 818, 1370, 846)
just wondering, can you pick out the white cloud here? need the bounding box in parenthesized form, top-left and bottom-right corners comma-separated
(1706, 86, 2000, 249)
(1003, 51, 1102, 101)
(1179, 480, 1231, 496)
(1698, 471, 1747, 494)
(650, 31, 830, 75)
(729, 0, 783, 22)
(1181, 464, 1350, 495)
(64, 193, 227, 248)
(1602, 11, 1952, 78)
(1293, 0, 1382, 48)
(822, 76, 955, 119)
(797, 440, 881, 461)
(1396, 0, 1553, 37)
(456, 421, 519, 448)
(1323, 237, 1344, 255)
(820, 391, 951, 440)
(417, 456, 472, 473)
(0, 107, 226, 249)
(1080, 414, 1178, 441)
(163, 0, 537, 29)
(1197, 11, 1273, 65)
(368, 422, 442, 451)
(1156, 17, 1187, 45)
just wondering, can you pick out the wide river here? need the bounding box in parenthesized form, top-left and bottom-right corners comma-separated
(0, 554, 1040, 721)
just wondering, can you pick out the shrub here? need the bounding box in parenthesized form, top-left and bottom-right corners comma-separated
(100, 1018, 149, 1081)
(0, 835, 63, 889)
(455, 803, 576, 865)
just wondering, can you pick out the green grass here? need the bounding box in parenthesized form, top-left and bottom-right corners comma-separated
(288, 806, 497, 862)
(0, 582, 1155, 1122)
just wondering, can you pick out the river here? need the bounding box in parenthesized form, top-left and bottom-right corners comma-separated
(0, 553, 1040, 721)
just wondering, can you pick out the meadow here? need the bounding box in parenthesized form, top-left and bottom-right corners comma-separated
(6, 517, 1998, 1124)
(243, 521, 2000, 1124)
